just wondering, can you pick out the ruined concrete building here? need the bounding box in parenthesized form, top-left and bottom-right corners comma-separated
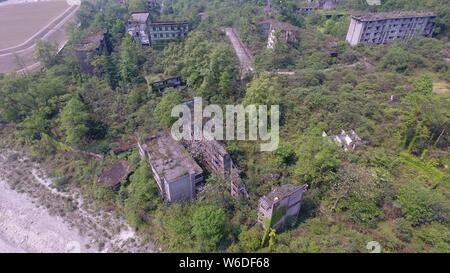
(127, 12, 151, 45)
(258, 19, 298, 49)
(258, 184, 308, 230)
(346, 12, 436, 46)
(138, 131, 204, 203)
(181, 99, 248, 198)
(74, 31, 109, 74)
(150, 75, 184, 92)
(149, 21, 189, 45)
(323, 130, 364, 152)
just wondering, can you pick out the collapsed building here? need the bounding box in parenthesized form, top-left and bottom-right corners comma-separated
(345, 11, 436, 46)
(149, 75, 184, 92)
(127, 12, 151, 45)
(74, 31, 109, 74)
(258, 19, 298, 49)
(181, 99, 249, 198)
(322, 130, 364, 152)
(138, 131, 205, 203)
(258, 184, 308, 231)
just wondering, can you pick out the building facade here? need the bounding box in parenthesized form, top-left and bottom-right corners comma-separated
(258, 184, 308, 231)
(149, 21, 189, 45)
(127, 12, 151, 45)
(258, 19, 298, 49)
(346, 12, 436, 46)
(151, 76, 184, 92)
(138, 132, 204, 203)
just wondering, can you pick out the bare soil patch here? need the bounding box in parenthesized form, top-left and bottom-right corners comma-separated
(0, 1, 69, 49)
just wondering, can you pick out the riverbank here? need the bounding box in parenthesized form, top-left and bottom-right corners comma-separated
(0, 146, 156, 253)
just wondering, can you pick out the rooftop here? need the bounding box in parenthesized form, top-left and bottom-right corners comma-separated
(97, 160, 131, 188)
(352, 11, 436, 21)
(140, 131, 202, 183)
(129, 12, 150, 23)
(261, 184, 308, 207)
(149, 20, 189, 26)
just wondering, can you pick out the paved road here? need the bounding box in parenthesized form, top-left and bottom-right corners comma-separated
(223, 27, 254, 77)
(0, 3, 79, 74)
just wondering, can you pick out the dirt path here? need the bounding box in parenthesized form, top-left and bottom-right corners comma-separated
(0, 147, 156, 253)
(223, 27, 254, 78)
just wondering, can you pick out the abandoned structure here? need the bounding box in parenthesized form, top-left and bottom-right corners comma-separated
(138, 131, 205, 203)
(345, 12, 436, 46)
(97, 160, 131, 189)
(258, 184, 308, 230)
(151, 75, 184, 92)
(181, 99, 248, 198)
(323, 130, 364, 152)
(127, 12, 151, 45)
(296, 5, 316, 16)
(74, 32, 108, 74)
(258, 19, 298, 49)
(148, 21, 189, 45)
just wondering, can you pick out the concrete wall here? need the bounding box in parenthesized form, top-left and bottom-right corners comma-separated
(346, 18, 365, 46)
(165, 174, 193, 202)
(346, 16, 436, 46)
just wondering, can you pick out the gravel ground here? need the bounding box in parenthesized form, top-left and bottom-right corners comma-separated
(0, 147, 157, 253)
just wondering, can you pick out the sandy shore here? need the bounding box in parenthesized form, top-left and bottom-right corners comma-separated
(0, 147, 156, 253)
(0, 178, 92, 253)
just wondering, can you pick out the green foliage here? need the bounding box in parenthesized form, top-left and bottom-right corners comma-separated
(397, 181, 449, 226)
(119, 36, 140, 84)
(34, 40, 59, 68)
(244, 73, 282, 105)
(59, 97, 89, 147)
(415, 222, 450, 252)
(238, 227, 261, 252)
(381, 45, 409, 73)
(154, 89, 182, 128)
(123, 162, 158, 228)
(340, 197, 384, 228)
(394, 218, 413, 243)
(413, 75, 433, 95)
(191, 205, 226, 251)
(294, 129, 341, 189)
(273, 143, 296, 166)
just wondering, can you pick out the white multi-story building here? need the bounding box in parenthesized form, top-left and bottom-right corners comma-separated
(346, 11, 436, 46)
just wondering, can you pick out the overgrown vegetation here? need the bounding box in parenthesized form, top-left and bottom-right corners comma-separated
(0, 0, 448, 253)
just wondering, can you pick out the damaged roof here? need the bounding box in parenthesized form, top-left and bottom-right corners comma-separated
(129, 12, 150, 23)
(140, 131, 203, 183)
(352, 11, 436, 21)
(97, 160, 131, 188)
(260, 184, 308, 207)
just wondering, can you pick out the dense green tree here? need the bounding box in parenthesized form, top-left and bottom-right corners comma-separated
(154, 89, 182, 128)
(34, 40, 59, 68)
(59, 97, 90, 146)
(238, 227, 261, 252)
(244, 73, 282, 105)
(123, 162, 158, 228)
(397, 181, 449, 226)
(381, 45, 409, 73)
(119, 36, 139, 84)
(191, 205, 226, 251)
